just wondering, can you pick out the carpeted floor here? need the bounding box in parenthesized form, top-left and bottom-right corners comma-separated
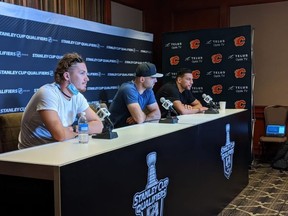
(218, 162, 288, 216)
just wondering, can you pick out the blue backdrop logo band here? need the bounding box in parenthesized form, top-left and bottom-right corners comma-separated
(0, 2, 153, 113)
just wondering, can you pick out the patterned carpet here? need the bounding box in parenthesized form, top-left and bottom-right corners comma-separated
(218, 162, 288, 216)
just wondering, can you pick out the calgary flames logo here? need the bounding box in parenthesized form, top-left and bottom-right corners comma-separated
(234, 68, 246, 78)
(212, 84, 223, 94)
(190, 39, 200, 49)
(192, 70, 200, 79)
(234, 36, 245, 47)
(170, 56, 180, 65)
(234, 100, 246, 109)
(211, 54, 222, 64)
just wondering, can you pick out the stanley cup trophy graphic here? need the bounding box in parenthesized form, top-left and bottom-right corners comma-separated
(146, 152, 161, 216)
(221, 124, 235, 179)
(132, 152, 169, 216)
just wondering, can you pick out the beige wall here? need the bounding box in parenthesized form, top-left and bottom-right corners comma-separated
(111, 1, 143, 31)
(230, 1, 288, 106)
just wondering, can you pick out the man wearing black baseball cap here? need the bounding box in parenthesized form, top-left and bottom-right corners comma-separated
(109, 62, 163, 128)
(135, 62, 163, 78)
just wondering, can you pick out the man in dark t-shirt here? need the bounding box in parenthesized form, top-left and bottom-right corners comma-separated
(156, 68, 207, 117)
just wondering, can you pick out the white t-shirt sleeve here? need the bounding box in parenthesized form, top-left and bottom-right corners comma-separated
(36, 85, 60, 112)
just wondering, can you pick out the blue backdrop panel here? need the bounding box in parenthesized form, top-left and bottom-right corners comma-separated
(0, 2, 153, 114)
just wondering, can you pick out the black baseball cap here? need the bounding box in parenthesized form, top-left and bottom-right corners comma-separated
(135, 63, 163, 78)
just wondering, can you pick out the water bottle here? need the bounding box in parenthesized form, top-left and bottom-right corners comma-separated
(78, 112, 89, 143)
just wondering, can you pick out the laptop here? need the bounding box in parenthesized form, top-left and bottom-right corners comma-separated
(266, 124, 286, 137)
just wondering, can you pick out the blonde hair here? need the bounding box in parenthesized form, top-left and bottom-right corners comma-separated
(54, 52, 84, 83)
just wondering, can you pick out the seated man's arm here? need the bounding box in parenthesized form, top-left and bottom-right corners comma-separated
(127, 103, 147, 124)
(173, 99, 207, 115)
(190, 99, 204, 109)
(39, 110, 77, 141)
(127, 102, 161, 124)
(144, 102, 161, 122)
(83, 106, 104, 134)
(40, 107, 104, 141)
(190, 99, 208, 112)
(173, 100, 199, 114)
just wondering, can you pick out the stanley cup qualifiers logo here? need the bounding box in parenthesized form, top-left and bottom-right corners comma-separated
(234, 36, 246, 47)
(132, 152, 169, 216)
(220, 124, 235, 179)
(190, 39, 200, 49)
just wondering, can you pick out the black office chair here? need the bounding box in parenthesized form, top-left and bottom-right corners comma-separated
(259, 105, 288, 161)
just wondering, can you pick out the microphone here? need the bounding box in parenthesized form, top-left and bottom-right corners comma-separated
(202, 94, 216, 108)
(95, 104, 110, 120)
(160, 97, 178, 115)
(94, 103, 114, 129)
(201, 94, 219, 114)
(92, 102, 118, 139)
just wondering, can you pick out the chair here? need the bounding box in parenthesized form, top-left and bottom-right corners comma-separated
(259, 105, 288, 161)
(0, 112, 23, 153)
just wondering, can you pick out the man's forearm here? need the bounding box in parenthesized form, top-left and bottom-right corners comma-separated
(145, 110, 161, 122)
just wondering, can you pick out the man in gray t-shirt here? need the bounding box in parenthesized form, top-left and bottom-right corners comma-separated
(19, 53, 103, 149)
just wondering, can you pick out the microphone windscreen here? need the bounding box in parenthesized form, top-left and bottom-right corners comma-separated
(91, 102, 101, 113)
(160, 97, 165, 103)
(100, 103, 108, 109)
(202, 94, 206, 98)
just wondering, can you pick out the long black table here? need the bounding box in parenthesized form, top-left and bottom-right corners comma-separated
(0, 109, 250, 216)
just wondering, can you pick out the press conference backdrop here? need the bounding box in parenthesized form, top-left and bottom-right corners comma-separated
(162, 25, 252, 111)
(0, 2, 153, 114)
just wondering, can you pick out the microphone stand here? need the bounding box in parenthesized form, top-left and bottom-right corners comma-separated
(92, 118, 118, 139)
(159, 110, 179, 124)
(204, 104, 219, 114)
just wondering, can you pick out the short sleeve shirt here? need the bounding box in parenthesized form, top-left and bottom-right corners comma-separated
(19, 83, 89, 148)
(109, 81, 156, 128)
(156, 82, 196, 117)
